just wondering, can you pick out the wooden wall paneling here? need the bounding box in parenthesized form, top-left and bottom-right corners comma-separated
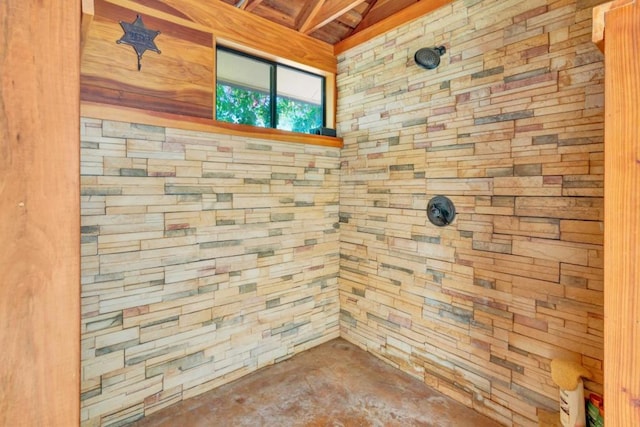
(124, 0, 194, 20)
(80, 0, 342, 147)
(595, 1, 640, 425)
(246, 0, 266, 13)
(125, 0, 337, 73)
(0, 0, 80, 426)
(81, 0, 215, 118)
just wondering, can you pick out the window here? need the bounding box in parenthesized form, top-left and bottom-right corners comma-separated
(216, 47, 325, 134)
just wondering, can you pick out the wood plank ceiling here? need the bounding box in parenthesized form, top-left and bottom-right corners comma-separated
(218, 0, 430, 45)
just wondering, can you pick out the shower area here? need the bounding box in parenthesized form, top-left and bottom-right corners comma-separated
(78, 0, 606, 425)
(2, 0, 620, 426)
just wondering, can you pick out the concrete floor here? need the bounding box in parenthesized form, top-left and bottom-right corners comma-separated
(131, 338, 502, 427)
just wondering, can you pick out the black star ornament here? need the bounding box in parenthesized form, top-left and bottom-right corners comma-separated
(117, 15, 161, 71)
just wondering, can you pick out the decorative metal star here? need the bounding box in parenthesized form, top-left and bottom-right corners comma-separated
(116, 15, 161, 71)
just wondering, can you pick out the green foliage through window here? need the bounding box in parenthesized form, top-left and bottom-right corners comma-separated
(216, 84, 271, 127)
(276, 97, 323, 133)
(216, 47, 325, 135)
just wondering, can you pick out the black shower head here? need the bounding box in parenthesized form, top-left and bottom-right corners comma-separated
(414, 46, 446, 70)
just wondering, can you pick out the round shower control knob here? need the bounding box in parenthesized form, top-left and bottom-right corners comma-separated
(427, 196, 456, 226)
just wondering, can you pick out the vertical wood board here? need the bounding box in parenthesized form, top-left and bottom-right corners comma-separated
(0, 0, 80, 426)
(602, 1, 640, 425)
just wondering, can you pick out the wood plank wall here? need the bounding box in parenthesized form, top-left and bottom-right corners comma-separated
(0, 1, 80, 426)
(81, 0, 340, 147)
(82, 0, 215, 119)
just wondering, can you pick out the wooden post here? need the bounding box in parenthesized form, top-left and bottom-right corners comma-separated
(0, 1, 80, 426)
(594, 1, 640, 425)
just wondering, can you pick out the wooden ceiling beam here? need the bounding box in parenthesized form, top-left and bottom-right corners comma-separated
(352, 0, 416, 34)
(300, 0, 367, 35)
(348, 0, 379, 34)
(335, 0, 452, 54)
(297, 0, 326, 33)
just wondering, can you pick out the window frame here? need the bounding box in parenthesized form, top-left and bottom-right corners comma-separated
(216, 45, 327, 134)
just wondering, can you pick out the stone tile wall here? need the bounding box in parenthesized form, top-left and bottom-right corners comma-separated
(80, 119, 341, 426)
(337, 0, 605, 425)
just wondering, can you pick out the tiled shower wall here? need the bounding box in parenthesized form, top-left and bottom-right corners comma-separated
(337, 0, 604, 425)
(80, 119, 341, 426)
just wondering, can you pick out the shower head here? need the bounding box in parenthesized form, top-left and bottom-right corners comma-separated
(414, 46, 446, 70)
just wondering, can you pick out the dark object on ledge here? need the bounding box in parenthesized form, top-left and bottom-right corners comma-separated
(427, 195, 456, 226)
(312, 127, 337, 137)
(414, 46, 446, 70)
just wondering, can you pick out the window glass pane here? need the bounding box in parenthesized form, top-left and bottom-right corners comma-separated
(276, 66, 323, 133)
(215, 47, 326, 134)
(216, 49, 272, 127)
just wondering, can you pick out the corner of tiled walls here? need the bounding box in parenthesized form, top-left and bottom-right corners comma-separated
(337, 0, 605, 425)
(81, 0, 608, 425)
(80, 119, 341, 426)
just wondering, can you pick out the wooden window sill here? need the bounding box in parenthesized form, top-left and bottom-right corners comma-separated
(81, 102, 343, 148)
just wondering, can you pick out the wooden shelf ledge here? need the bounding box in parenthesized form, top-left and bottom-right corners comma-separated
(81, 102, 343, 148)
